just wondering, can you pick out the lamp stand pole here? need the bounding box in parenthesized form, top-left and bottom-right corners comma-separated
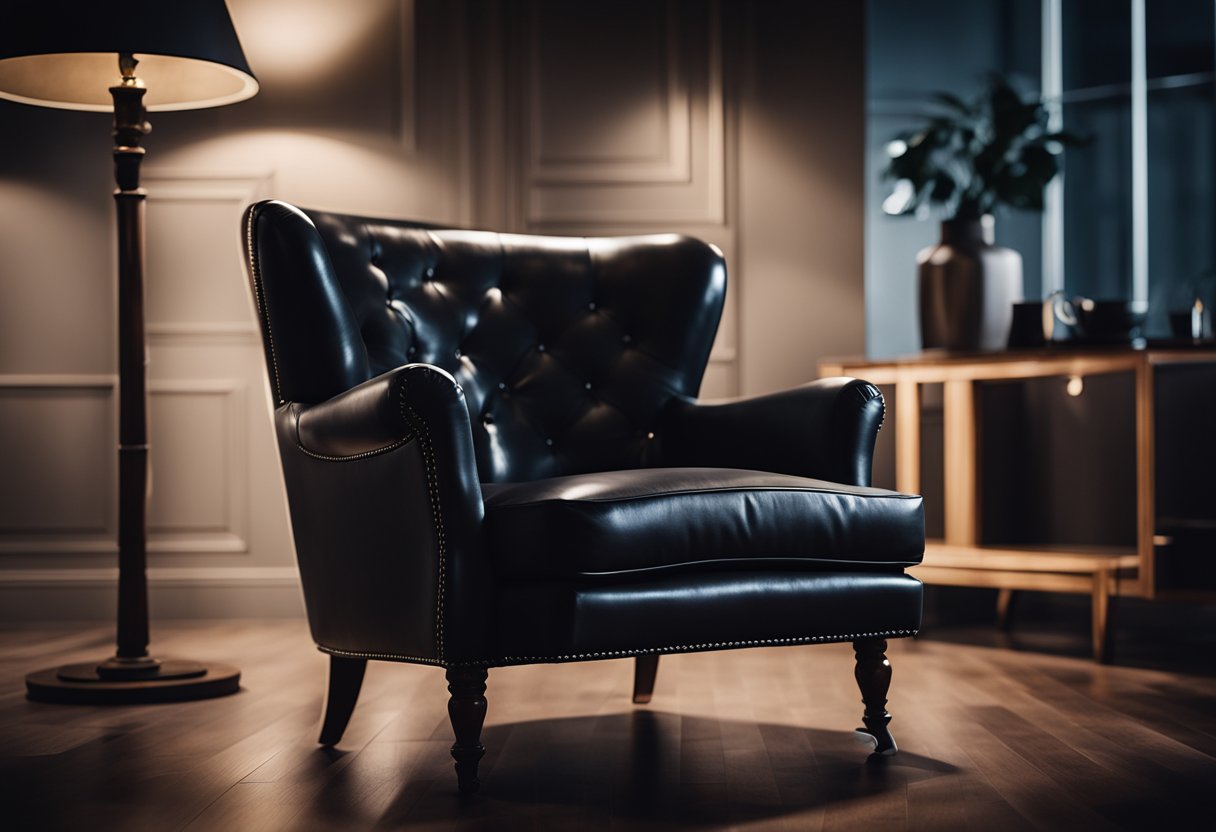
(112, 53, 153, 673)
(25, 56, 240, 704)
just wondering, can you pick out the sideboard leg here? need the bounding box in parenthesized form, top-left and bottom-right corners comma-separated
(996, 588, 1018, 631)
(1093, 568, 1116, 664)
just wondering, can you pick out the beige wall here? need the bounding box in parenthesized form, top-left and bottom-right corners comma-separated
(737, 1, 867, 395)
(0, 0, 864, 620)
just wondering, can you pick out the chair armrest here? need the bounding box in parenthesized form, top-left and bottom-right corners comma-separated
(294, 363, 469, 463)
(277, 363, 494, 664)
(659, 377, 885, 486)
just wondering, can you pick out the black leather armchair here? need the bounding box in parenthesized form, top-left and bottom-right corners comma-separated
(242, 200, 924, 794)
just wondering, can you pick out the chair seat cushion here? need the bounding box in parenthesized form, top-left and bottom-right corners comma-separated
(482, 467, 923, 578)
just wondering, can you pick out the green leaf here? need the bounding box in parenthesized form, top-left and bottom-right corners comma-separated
(881, 71, 1093, 218)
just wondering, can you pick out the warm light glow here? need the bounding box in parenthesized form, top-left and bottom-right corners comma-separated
(1066, 375, 1084, 397)
(153, 129, 453, 221)
(233, 0, 395, 85)
(0, 53, 257, 112)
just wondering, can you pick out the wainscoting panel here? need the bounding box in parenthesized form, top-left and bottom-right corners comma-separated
(493, 0, 736, 396)
(147, 381, 249, 553)
(520, 0, 725, 227)
(145, 201, 257, 328)
(139, 169, 290, 568)
(0, 377, 115, 549)
(529, 0, 689, 184)
(0, 169, 303, 618)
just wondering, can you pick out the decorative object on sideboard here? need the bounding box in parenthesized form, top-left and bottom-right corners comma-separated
(1169, 298, 1212, 343)
(1010, 292, 1149, 349)
(1166, 272, 1214, 344)
(882, 74, 1088, 351)
(1007, 299, 1054, 349)
(919, 214, 1022, 350)
(0, 0, 258, 704)
(1071, 297, 1149, 347)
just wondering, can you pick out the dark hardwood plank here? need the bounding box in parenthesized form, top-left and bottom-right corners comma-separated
(3, 621, 1216, 830)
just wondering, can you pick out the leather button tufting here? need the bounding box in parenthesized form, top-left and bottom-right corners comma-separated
(537, 344, 546, 352)
(588, 301, 597, 311)
(454, 349, 462, 359)
(483, 414, 494, 425)
(425, 267, 434, 278)
(584, 382, 592, 390)
(622, 334, 632, 344)
(545, 438, 554, 447)
(497, 381, 507, 390)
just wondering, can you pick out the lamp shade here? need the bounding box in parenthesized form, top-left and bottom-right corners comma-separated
(0, 0, 257, 112)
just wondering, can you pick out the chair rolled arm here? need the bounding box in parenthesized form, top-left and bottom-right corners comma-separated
(294, 363, 475, 468)
(278, 363, 495, 664)
(293, 369, 415, 459)
(659, 377, 886, 486)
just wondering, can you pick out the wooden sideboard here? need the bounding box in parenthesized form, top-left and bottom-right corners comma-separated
(820, 348, 1216, 661)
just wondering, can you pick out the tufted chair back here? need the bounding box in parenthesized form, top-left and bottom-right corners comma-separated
(244, 200, 726, 483)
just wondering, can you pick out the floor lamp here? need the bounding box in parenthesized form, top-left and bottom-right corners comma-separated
(0, 1, 258, 704)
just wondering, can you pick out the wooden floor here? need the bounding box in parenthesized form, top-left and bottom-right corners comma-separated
(2, 620, 1215, 831)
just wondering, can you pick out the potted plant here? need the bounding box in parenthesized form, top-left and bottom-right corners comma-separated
(882, 74, 1087, 351)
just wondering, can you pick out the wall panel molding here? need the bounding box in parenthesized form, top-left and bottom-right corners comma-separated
(520, 0, 725, 226)
(0, 168, 290, 574)
(146, 323, 260, 346)
(0, 566, 304, 621)
(141, 169, 273, 334)
(0, 374, 116, 388)
(146, 379, 250, 554)
(0, 375, 115, 546)
(0, 375, 256, 557)
(0, 566, 298, 586)
(528, 0, 690, 185)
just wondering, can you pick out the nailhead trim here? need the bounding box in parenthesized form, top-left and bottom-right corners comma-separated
(244, 205, 285, 405)
(316, 628, 918, 670)
(318, 644, 450, 666)
(499, 628, 919, 665)
(399, 376, 448, 663)
(293, 437, 413, 462)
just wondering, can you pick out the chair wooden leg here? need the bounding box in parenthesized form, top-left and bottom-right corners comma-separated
(446, 666, 489, 794)
(632, 655, 659, 704)
(852, 637, 897, 756)
(318, 655, 366, 746)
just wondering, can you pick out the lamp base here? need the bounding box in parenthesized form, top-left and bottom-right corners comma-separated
(26, 658, 240, 704)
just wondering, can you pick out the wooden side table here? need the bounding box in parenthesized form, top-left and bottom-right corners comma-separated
(820, 348, 1216, 661)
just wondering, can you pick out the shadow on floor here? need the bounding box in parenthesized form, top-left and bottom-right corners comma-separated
(365, 710, 956, 827)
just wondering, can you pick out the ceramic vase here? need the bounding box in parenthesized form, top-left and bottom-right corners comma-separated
(918, 215, 1022, 351)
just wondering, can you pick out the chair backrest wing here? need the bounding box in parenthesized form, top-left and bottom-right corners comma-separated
(244, 200, 726, 482)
